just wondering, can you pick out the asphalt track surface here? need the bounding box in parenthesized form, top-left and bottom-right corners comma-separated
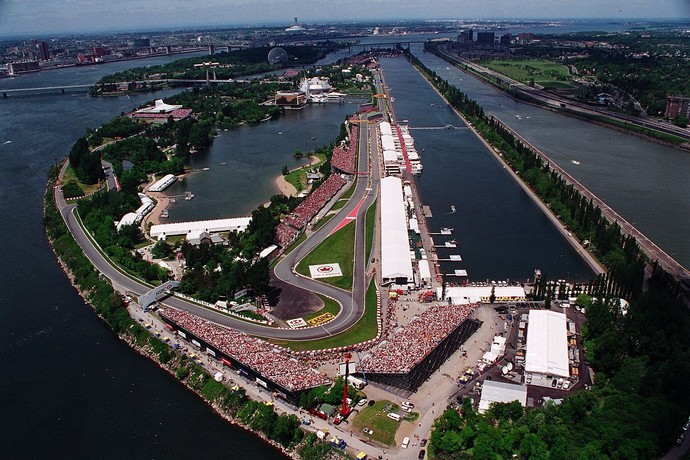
(56, 111, 380, 341)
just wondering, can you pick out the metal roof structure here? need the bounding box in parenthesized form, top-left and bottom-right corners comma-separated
(525, 310, 570, 378)
(478, 380, 527, 413)
(380, 176, 413, 284)
(150, 217, 251, 240)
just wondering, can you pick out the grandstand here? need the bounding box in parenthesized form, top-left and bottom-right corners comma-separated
(359, 303, 481, 392)
(159, 307, 330, 402)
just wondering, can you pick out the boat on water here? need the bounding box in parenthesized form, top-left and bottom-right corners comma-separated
(450, 205, 456, 213)
(440, 227, 454, 235)
(184, 191, 194, 201)
(160, 209, 169, 218)
(571, 160, 581, 165)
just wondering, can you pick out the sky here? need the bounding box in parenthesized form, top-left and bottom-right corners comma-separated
(0, 0, 689, 36)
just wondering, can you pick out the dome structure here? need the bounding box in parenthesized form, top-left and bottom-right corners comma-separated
(267, 47, 288, 65)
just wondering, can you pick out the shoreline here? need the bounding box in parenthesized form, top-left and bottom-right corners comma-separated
(411, 61, 607, 277)
(45, 228, 298, 460)
(274, 155, 322, 197)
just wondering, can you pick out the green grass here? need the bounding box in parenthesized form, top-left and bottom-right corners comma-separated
(331, 199, 348, 211)
(312, 213, 335, 232)
(296, 221, 355, 290)
(365, 200, 376, 261)
(284, 168, 306, 192)
(340, 180, 357, 200)
(63, 165, 102, 195)
(351, 400, 401, 446)
(303, 295, 341, 322)
(481, 59, 571, 86)
(270, 279, 379, 351)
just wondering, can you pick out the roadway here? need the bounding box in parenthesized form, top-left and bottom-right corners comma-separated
(436, 45, 690, 143)
(55, 111, 381, 341)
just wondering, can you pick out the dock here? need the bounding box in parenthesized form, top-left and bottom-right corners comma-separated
(437, 255, 463, 262)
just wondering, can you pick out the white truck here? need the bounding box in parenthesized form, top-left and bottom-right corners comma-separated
(347, 375, 367, 390)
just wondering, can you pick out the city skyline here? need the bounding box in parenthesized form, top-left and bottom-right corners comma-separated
(1, 0, 689, 36)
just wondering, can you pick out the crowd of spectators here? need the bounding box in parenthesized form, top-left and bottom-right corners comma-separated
(274, 173, 347, 247)
(331, 125, 358, 175)
(159, 307, 330, 392)
(361, 303, 480, 374)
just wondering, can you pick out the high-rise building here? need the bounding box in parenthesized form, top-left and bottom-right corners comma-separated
(36, 41, 49, 61)
(476, 31, 496, 45)
(456, 29, 474, 45)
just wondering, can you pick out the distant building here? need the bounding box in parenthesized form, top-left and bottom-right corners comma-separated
(457, 29, 474, 45)
(274, 90, 307, 109)
(129, 99, 192, 123)
(499, 33, 512, 46)
(36, 41, 49, 61)
(92, 47, 107, 58)
(8, 61, 40, 75)
(665, 95, 690, 119)
(133, 38, 151, 49)
(476, 31, 496, 45)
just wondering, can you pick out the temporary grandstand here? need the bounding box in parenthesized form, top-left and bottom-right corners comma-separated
(159, 307, 330, 402)
(150, 217, 251, 240)
(525, 310, 570, 385)
(380, 176, 413, 286)
(358, 303, 481, 392)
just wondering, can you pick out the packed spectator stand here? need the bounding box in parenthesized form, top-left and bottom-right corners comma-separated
(331, 126, 358, 175)
(274, 173, 347, 247)
(361, 303, 480, 374)
(159, 307, 330, 393)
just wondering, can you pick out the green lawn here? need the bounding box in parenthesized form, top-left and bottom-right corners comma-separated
(63, 165, 102, 195)
(270, 279, 379, 351)
(351, 400, 401, 446)
(365, 200, 376, 261)
(482, 59, 571, 86)
(296, 221, 355, 290)
(331, 199, 348, 211)
(340, 180, 357, 200)
(284, 168, 306, 192)
(303, 295, 341, 322)
(312, 213, 335, 232)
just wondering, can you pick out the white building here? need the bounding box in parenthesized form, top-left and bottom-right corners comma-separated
(478, 380, 527, 414)
(150, 217, 251, 240)
(148, 174, 177, 192)
(525, 310, 570, 384)
(116, 193, 154, 231)
(380, 176, 413, 286)
(439, 286, 526, 304)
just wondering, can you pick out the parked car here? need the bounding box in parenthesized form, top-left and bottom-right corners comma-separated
(363, 428, 374, 435)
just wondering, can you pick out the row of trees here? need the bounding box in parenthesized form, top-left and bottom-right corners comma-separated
(409, 49, 648, 302)
(407, 47, 690, 459)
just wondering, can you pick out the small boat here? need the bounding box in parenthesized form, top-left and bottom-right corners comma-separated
(310, 136, 316, 140)
(450, 205, 456, 213)
(571, 160, 580, 165)
(220, 162, 226, 166)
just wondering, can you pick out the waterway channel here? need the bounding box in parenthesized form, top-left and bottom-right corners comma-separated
(379, 57, 594, 282)
(411, 44, 690, 271)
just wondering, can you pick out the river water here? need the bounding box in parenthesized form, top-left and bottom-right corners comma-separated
(0, 54, 285, 459)
(410, 45, 690, 270)
(0, 28, 685, 458)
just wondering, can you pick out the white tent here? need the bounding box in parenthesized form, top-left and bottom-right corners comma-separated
(525, 310, 570, 378)
(478, 380, 527, 414)
(380, 177, 413, 284)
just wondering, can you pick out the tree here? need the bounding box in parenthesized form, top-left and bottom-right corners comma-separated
(489, 286, 496, 304)
(282, 165, 289, 176)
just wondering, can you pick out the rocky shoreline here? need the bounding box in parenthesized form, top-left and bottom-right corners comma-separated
(44, 193, 301, 460)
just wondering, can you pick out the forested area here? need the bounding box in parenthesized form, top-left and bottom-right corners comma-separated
(510, 32, 690, 117)
(408, 50, 690, 458)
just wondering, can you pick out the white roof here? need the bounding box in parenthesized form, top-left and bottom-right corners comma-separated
(383, 149, 398, 163)
(259, 245, 278, 259)
(150, 217, 251, 239)
(381, 135, 396, 152)
(379, 122, 392, 136)
(478, 380, 527, 413)
(525, 310, 570, 378)
(440, 286, 526, 304)
(136, 99, 182, 114)
(117, 212, 138, 230)
(148, 174, 176, 192)
(380, 177, 413, 282)
(418, 260, 432, 281)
